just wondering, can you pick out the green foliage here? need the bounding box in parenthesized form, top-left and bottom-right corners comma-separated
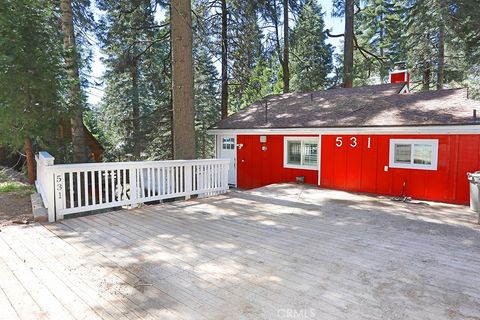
(96, 0, 172, 161)
(0, 181, 34, 194)
(192, 2, 221, 158)
(0, 0, 67, 151)
(228, 0, 268, 111)
(194, 48, 220, 158)
(290, 1, 333, 91)
(354, 0, 407, 84)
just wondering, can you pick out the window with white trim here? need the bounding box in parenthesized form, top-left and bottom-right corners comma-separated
(222, 137, 235, 150)
(284, 137, 319, 170)
(389, 139, 438, 170)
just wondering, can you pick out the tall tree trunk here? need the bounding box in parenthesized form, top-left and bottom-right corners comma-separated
(221, 0, 228, 119)
(171, 0, 196, 160)
(422, 60, 431, 91)
(202, 121, 206, 159)
(60, 0, 88, 163)
(271, 0, 286, 90)
(131, 62, 141, 158)
(25, 138, 35, 185)
(283, 0, 289, 93)
(343, 0, 354, 88)
(379, 14, 386, 83)
(436, 0, 446, 90)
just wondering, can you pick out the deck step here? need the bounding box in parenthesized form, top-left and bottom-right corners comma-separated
(31, 193, 48, 222)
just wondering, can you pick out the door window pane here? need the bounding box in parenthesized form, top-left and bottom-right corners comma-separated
(394, 144, 411, 163)
(287, 141, 301, 165)
(303, 142, 318, 166)
(222, 138, 235, 150)
(413, 144, 433, 165)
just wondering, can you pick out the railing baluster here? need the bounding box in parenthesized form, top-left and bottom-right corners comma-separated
(111, 170, 116, 202)
(149, 167, 153, 198)
(91, 171, 96, 205)
(98, 170, 103, 204)
(105, 170, 109, 203)
(180, 165, 184, 193)
(168, 166, 171, 194)
(122, 169, 127, 201)
(84, 170, 89, 206)
(139, 167, 145, 199)
(175, 166, 178, 194)
(69, 172, 74, 209)
(156, 167, 160, 196)
(76, 171, 82, 207)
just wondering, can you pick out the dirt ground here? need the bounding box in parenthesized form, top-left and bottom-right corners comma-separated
(0, 167, 33, 227)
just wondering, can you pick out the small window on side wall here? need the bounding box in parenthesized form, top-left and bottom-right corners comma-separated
(389, 139, 438, 170)
(284, 137, 318, 170)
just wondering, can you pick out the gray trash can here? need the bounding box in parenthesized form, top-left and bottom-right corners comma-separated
(467, 172, 480, 216)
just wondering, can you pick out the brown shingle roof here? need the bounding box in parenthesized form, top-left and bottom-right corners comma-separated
(210, 83, 480, 130)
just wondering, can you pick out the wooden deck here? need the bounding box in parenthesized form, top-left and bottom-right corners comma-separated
(1, 183, 479, 320)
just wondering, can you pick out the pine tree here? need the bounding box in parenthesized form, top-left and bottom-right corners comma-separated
(0, 0, 66, 181)
(290, 1, 333, 92)
(192, 0, 221, 158)
(229, 0, 266, 111)
(60, 0, 89, 162)
(354, 0, 407, 84)
(193, 47, 220, 158)
(96, 0, 171, 160)
(171, 0, 196, 160)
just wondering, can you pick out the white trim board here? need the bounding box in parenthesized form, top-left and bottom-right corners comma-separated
(208, 125, 480, 136)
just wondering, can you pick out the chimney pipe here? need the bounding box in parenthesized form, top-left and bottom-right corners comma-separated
(265, 100, 268, 122)
(389, 62, 410, 91)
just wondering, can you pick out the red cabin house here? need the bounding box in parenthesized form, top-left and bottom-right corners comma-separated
(208, 72, 480, 205)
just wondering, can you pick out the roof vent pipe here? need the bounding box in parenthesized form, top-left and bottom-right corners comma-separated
(474, 109, 477, 121)
(264, 100, 268, 122)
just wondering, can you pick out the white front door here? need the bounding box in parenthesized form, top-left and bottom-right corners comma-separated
(219, 135, 237, 186)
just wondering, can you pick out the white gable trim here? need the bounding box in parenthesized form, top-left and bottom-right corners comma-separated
(208, 125, 480, 136)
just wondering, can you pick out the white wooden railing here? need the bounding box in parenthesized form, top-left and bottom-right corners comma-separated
(35, 152, 230, 222)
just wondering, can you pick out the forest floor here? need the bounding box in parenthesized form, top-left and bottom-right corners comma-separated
(0, 166, 34, 227)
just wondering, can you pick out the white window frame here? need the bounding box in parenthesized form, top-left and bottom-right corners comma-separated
(389, 139, 439, 170)
(283, 137, 319, 170)
(221, 137, 235, 150)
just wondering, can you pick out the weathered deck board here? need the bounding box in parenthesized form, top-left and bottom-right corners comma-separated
(0, 184, 479, 320)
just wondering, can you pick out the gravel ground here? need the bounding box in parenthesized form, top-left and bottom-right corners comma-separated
(0, 166, 33, 227)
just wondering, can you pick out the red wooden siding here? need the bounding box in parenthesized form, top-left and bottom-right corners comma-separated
(237, 135, 318, 189)
(320, 134, 480, 204)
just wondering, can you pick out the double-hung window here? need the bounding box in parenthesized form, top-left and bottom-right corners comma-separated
(284, 137, 319, 170)
(389, 139, 438, 170)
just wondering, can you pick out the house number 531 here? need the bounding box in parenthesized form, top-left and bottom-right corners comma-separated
(56, 175, 63, 199)
(335, 137, 371, 149)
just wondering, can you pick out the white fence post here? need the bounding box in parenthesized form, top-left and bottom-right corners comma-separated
(53, 172, 65, 220)
(185, 165, 193, 200)
(35, 152, 56, 222)
(223, 160, 229, 191)
(129, 167, 138, 208)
